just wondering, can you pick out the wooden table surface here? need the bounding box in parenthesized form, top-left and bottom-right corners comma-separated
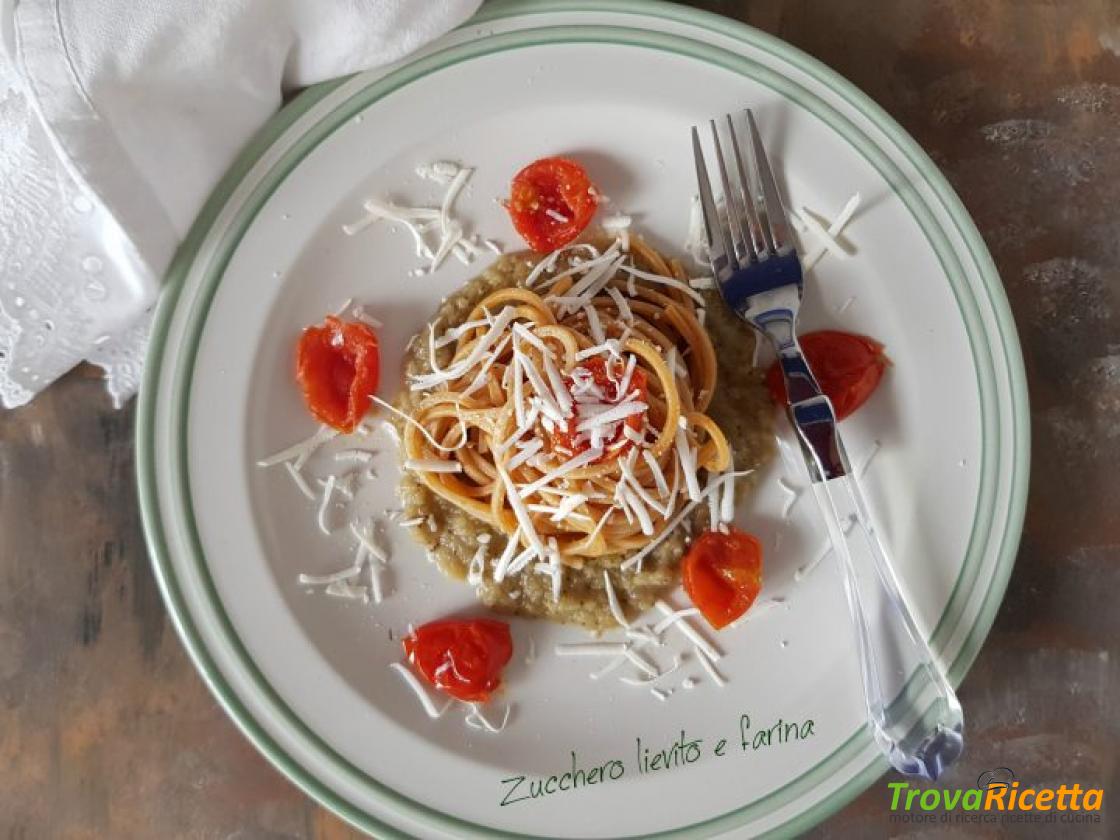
(2, 1, 1117, 837)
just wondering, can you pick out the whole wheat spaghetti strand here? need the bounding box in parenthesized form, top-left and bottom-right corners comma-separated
(398, 235, 729, 565)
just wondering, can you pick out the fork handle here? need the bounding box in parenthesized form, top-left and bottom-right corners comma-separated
(807, 455, 964, 780)
(771, 333, 964, 780)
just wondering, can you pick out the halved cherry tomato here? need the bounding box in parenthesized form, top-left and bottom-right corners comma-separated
(296, 316, 380, 433)
(682, 528, 763, 630)
(402, 618, 513, 702)
(507, 157, 599, 252)
(765, 330, 888, 420)
(550, 356, 648, 461)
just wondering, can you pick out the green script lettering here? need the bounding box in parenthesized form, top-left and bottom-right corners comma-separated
(739, 714, 752, 750)
(500, 712, 815, 807)
(500, 776, 530, 807)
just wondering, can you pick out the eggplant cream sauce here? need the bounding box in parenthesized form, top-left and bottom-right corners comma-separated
(396, 238, 773, 630)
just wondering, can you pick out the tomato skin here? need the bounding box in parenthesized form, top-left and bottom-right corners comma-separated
(507, 157, 599, 252)
(682, 528, 763, 630)
(402, 619, 514, 702)
(765, 330, 887, 420)
(296, 316, 380, 433)
(550, 357, 648, 461)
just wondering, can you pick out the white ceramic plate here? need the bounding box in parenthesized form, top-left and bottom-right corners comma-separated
(137, 2, 1029, 837)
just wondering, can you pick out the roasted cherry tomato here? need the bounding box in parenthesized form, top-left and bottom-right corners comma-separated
(765, 330, 888, 420)
(507, 157, 599, 252)
(296, 316, 380, 433)
(551, 356, 648, 461)
(402, 618, 514, 702)
(682, 528, 763, 630)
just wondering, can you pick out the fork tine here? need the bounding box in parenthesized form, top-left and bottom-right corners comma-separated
(745, 109, 794, 254)
(691, 126, 733, 271)
(725, 114, 767, 258)
(709, 120, 751, 264)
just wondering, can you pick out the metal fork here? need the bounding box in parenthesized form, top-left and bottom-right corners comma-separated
(692, 110, 964, 781)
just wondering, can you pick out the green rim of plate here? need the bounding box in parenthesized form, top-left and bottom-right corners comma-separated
(136, 2, 1030, 838)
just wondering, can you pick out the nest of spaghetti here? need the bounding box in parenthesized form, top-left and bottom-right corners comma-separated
(396, 232, 773, 630)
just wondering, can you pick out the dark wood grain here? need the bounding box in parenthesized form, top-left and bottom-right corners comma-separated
(2, 1, 1117, 837)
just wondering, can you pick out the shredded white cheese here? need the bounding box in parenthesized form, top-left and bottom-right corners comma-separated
(606, 286, 632, 322)
(523, 243, 600, 289)
(556, 642, 628, 657)
(602, 571, 629, 629)
(695, 645, 727, 687)
(589, 655, 629, 680)
(389, 663, 452, 718)
(642, 450, 670, 499)
(256, 425, 338, 468)
(506, 439, 544, 471)
(404, 458, 463, 474)
(411, 308, 518, 391)
(796, 542, 832, 582)
(674, 429, 702, 502)
(625, 648, 659, 678)
(618, 264, 706, 306)
(284, 462, 315, 500)
(369, 562, 383, 604)
(506, 546, 536, 578)
(575, 401, 647, 432)
(496, 462, 546, 556)
(707, 477, 720, 531)
(344, 163, 499, 276)
(492, 528, 522, 582)
(370, 395, 466, 454)
(316, 475, 337, 535)
(651, 606, 701, 636)
(467, 546, 487, 585)
(802, 192, 861, 270)
(324, 580, 369, 602)
(625, 627, 661, 647)
(334, 449, 374, 464)
(297, 561, 363, 586)
(415, 160, 461, 184)
(351, 304, 383, 329)
(349, 519, 389, 563)
(516, 447, 604, 499)
(684, 194, 710, 266)
(719, 472, 736, 522)
(547, 493, 589, 523)
(655, 600, 722, 663)
(464, 702, 512, 733)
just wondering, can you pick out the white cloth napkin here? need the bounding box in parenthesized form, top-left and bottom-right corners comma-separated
(0, 0, 481, 408)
